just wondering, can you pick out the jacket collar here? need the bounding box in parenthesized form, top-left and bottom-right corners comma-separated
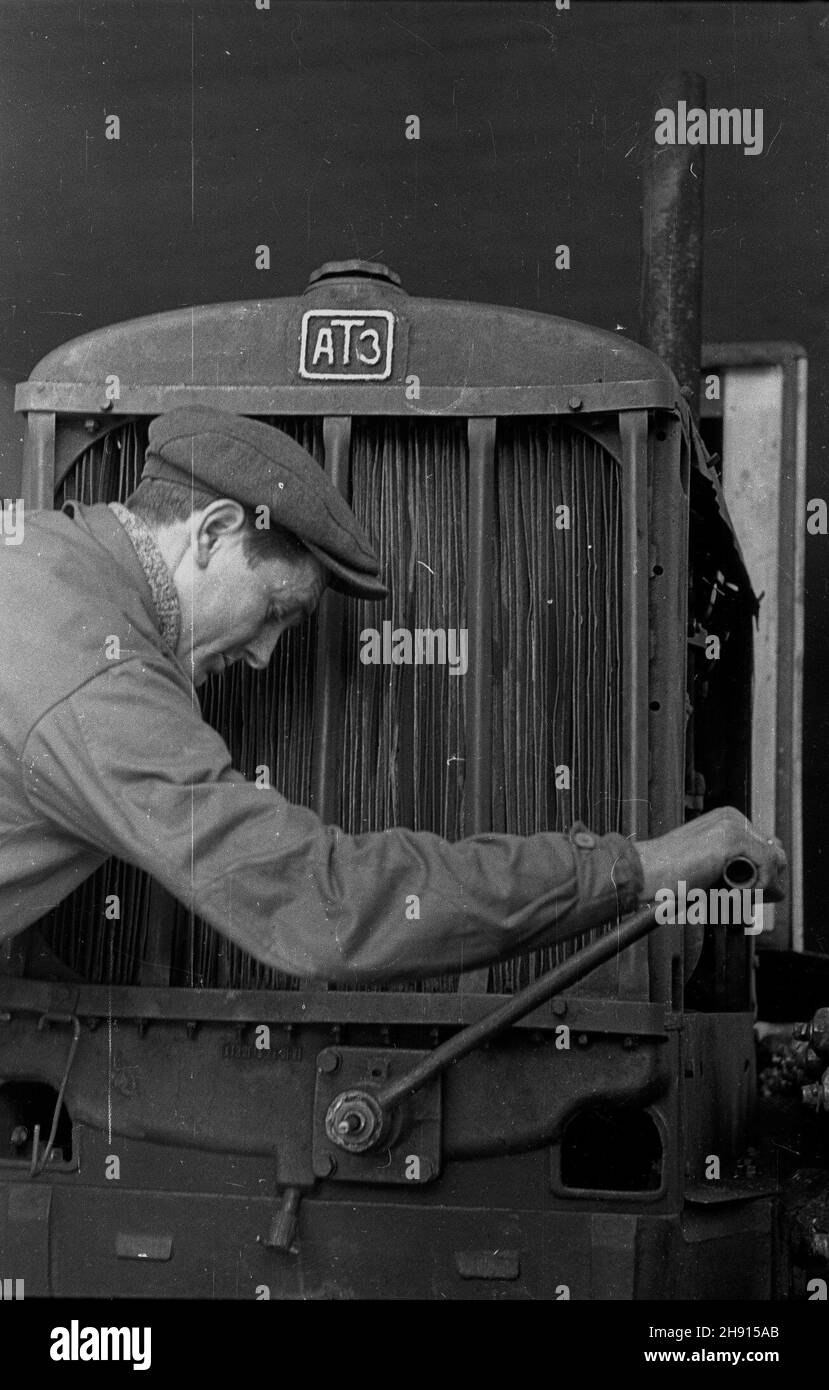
(60, 500, 182, 659)
(107, 502, 181, 653)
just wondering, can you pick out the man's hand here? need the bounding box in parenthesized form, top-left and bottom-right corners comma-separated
(636, 807, 787, 903)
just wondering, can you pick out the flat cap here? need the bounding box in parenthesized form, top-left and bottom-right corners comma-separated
(144, 406, 387, 600)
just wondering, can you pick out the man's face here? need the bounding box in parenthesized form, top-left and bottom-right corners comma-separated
(170, 501, 325, 687)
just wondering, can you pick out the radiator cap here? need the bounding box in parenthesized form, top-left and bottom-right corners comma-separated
(306, 259, 403, 289)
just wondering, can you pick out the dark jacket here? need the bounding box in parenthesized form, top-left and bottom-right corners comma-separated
(0, 502, 644, 983)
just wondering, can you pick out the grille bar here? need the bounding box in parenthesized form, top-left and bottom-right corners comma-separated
(460, 417, 497, 993)
(309, 417, 351, 827)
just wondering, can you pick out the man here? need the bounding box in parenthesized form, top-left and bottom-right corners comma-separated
(0, 407, 785, 982)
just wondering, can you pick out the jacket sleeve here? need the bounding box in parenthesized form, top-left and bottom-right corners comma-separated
(22, 658, 645, 984)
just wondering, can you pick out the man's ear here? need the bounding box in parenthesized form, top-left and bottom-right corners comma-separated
(192, 498, 247, 567)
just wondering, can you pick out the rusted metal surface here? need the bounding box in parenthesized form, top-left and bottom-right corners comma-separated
(20, 264, 676, 408)
(639, 71, 706, 407)
(0, 972, 671, 1033)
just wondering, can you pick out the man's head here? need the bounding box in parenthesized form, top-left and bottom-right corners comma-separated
(126, 478, 325, 686)
(129, 407, 387, 686)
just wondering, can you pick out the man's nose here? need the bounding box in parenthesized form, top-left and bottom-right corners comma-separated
(244, 625, 284, 670)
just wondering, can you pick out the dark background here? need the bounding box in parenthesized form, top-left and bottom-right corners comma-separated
(0, 0, 826, 940)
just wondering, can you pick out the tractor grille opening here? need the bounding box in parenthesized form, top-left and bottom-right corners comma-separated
(36, 415, 624, 995)
(559, 1105, 663, 1192)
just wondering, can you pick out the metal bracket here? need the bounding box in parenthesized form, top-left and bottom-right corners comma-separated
(312, 1048, 441, 1185)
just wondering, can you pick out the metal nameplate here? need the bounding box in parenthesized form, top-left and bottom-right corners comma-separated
(299, 309, 395, 380)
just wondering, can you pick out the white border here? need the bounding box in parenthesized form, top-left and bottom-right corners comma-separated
(299, 309, 395, 380)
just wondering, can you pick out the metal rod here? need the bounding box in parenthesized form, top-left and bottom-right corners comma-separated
(722, 856, 760, 890)
(306, 418, 353, 992)
(309, 417, 352, 823)
(30, 1014, 80, 1177)
(612, 410, 651, 1002)
(375, 902, 660, 1111)
(639, 70, 706, 408)
(459, 418, 497, 993)
(619, 411, 650, 843)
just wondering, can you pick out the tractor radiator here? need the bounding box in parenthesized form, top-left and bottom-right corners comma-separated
(37, 415, 623, 994)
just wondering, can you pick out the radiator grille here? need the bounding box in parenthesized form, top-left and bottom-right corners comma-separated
(36, 415, 623, 995)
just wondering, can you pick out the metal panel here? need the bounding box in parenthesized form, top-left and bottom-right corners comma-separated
(701, 341, 807, 951)
(16, 380, 678, 418)
(0, 974, 671, 1034)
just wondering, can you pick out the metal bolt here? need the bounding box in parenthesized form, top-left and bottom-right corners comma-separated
(576, 1033, 589, 1047)
(325, 1090, 384, 1153)
(10, 1126, 28, 1148)
(568, 395, 583, 411)
(318, 1050, 341, 1075)
(83, 417, 98, 432)
(622, 1035, 635, 1050)
(551, 999, 567, 1017)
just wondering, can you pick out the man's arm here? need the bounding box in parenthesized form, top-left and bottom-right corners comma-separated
(22, 659, 647, 982)
(22, 659, 785, 984)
